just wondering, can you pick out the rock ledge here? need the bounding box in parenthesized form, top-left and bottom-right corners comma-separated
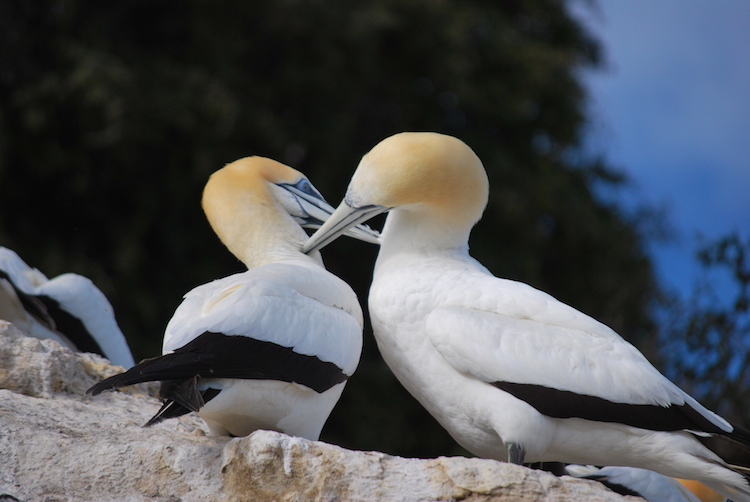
(0, 322, 636, 501)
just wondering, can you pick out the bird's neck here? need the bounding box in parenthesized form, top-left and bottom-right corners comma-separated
(212, 209, 322, 270)
(233, 236, 322, 270)
(377, 206, 472, 260)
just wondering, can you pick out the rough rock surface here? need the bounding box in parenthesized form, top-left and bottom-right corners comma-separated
(0, 321, 638, 501)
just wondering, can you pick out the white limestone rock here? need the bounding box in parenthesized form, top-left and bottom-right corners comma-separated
(0, 321, 638, 501)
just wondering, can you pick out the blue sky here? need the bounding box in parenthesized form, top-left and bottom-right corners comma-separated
(572, 1, 750, 302)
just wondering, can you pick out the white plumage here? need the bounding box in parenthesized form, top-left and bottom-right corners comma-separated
(0, 246, 135, 368)
(163, 263, 360, 375)
(89, 156, 376, 439)
(564, 465, 706, 502)
(302, 132, 750, 500)
(159, 261, 363, 438)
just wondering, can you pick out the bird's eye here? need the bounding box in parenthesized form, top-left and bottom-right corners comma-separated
(295, 178, 316, 196)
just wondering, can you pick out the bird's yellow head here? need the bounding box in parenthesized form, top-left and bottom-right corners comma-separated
(203, 156, 379, 268)
(202, 157, 311, 268)
(348, 132, 489, 224)
(302, 132, 489, 255)
(203, 156, 303, 210)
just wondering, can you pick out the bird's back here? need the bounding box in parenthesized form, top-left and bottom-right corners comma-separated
(163, 259, 363, 375)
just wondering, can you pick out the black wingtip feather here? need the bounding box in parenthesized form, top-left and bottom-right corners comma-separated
(86, 331, 349, 399)
(697, 432, 750, 475)
(492, 380, 750, 478)
(86, 354, 168, 396)
(491, 381, 729, 434)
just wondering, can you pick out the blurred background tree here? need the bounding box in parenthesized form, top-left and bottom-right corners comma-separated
(659, 234, 750, 425)
(2, 0, 741, 457)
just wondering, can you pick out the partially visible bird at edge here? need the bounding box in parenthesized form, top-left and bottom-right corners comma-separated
(0, 246, 135, 368)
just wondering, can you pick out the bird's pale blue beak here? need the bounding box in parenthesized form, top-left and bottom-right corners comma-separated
(281, 182, 381, 246)
(302, 199, 388, 254)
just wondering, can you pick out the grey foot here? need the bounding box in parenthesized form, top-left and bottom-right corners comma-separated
(506, 442, 525, 464)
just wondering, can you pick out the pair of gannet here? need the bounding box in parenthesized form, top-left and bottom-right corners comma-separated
(303, 132, 750, 501)
(88, 157, 377, 439)
(0, 247, 134, 368)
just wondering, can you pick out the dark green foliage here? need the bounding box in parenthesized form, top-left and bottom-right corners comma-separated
(661, 234, 750, 425)
(1, 0, 660, 455)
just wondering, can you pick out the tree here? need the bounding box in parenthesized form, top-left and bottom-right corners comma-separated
(0, 0, 660, 456)
(660, 233, 750, 425)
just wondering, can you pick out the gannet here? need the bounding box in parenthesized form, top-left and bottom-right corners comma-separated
(0, 246, 135, 367)
(564, 465, 724, 502)
(302, 132, 750, 500)
(88, 157, 377, 439)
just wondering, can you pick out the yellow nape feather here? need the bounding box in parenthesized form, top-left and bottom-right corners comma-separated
(201, 156, 311, 269)
(203, 156, 304, 210)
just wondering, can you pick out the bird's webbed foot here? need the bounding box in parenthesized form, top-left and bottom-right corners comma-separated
(506, 442, 525, 464)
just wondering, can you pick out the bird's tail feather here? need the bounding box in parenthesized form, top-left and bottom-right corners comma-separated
(142, 384, 222, 427)
(158, 376, 205, 412)
(143, 400, 191, 427)
(698, 424, 750, 479)
(695, 425, 750, 502)
(702, 479, 750, 502)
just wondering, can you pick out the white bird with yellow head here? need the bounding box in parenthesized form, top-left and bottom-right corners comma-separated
(303, 132, 750, 501)
(89, 156, 378, 439)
